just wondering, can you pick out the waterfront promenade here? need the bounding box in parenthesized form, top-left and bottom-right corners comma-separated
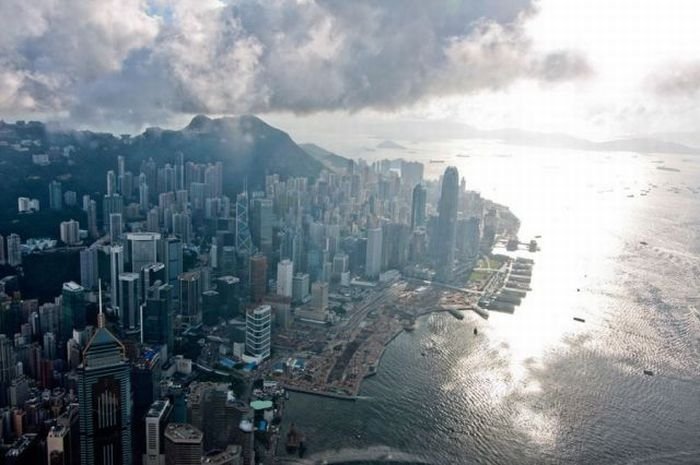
(271, 280, 484, 400)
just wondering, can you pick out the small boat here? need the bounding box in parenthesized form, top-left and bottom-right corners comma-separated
(643, 369, 654, 376)
(573, 317, 585, 323)
(421, 352, 426, 357)
(429, 159, 445, 163)
(640, 241, 648, 246)
(473, 328, 478, 335)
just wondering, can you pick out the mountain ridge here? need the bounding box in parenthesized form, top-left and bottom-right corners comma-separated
(0, 115, 324, 215)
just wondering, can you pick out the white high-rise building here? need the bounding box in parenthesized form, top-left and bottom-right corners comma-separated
(276, 259, 294, 298)
(144, 399, 172, 465)
(17, 197, 31, 213)
(47, 424, 71, 465)
(311, 281, 329, 313)
(127, 232, 161, 273)
(7, 234, 21, 267)
(245, 305, 271, 361)
(60, 219, 80, 245)
(365, 227, 383, 278)
(110, 245, 125, 309)
(109, 213, 123, 243)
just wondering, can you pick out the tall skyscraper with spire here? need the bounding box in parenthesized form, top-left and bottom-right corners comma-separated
(435, 166, 460, 282)
(78, 281, 132, 465)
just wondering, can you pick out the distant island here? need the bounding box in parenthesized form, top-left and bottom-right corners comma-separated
(377, 140, 407, 150)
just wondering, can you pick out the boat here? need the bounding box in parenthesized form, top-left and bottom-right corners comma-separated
(528, 240, 538, 252)
(286, 424, 303, 453)
(506, 238, 519, 251)
(429, 159, 445, 163)
(640, 241, 648, 246)
(573, 317, 585, 323)
(447, 308, 464, 320)
(403, 318, 416, 331)
(456, 154, 471, 158)
(643, 369, 654, 376)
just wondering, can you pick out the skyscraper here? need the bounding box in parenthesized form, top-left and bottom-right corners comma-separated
(245, 305, 271, 361)
(61, 282, 86, 342)
(87, 199, 99, 239)
(0, 334, 15, 385)
(215, 276, 240, 320)
(78, 288, 132, 465)
(103, 194, 124, 232)
(164, 424, 202, 465)
(159, 236, 183, 289)
(127, 232, 160, 273)
(118, 273, 140, 333)
(276, 259, 293, 298)
(178, 272, 201, 326)
(143, 399, 172, 465)
(7, 234, 21, 267)
(110, 213, 124, 244)
(251, 198, 273, 255)
(411, 184, 427, 230)
(235, 192, 253, 256)
(292, 273, 310, 304)
(249, 254, 267, 303)
(60, 219, 80, 245)
(140, 262, 165, 302)
(107, 170, 117, 196)
(47, 424, 72, 465)
(311, 281, 329, 313)
(49, 180, 63, 211)
(80, 247, 99, 290)
(110, 245, 125, 310)
(435, 166, 459, 281)
(143, 282, 173, 349)
(365, 227, 382, 279)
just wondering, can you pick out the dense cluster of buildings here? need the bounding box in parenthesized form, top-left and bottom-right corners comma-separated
(0, 146, 501, 464)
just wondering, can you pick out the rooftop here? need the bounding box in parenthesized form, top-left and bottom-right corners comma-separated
(164, 423, 203, 443)
(146, 399, 170, 419)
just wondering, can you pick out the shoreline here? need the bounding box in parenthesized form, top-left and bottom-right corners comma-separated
(284, 306, 475, 400)
(284, 385, 359, 401)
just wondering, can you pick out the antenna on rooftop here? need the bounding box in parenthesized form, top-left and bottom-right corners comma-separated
(97, 279, 106, 328)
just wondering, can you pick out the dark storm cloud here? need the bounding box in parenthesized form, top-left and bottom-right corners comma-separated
(0, 0, 590, 128)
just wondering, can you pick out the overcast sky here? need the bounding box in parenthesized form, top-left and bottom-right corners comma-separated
(1, 0, 699, 140)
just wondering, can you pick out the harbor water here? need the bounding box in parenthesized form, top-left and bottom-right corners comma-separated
(279, 142, 700, 464)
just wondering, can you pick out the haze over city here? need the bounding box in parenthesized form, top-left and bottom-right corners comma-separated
(0, 1, 698, 465)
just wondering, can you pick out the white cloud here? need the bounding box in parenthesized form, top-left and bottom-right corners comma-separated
(0, 0, 593, 131)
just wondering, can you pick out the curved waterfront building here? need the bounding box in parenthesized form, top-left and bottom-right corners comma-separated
(435, 166, 459, 281)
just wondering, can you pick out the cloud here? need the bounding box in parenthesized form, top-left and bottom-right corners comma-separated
(0, 0, 159, 114)
(0, 0, 590, 129)
(650, 62, 700, 97)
